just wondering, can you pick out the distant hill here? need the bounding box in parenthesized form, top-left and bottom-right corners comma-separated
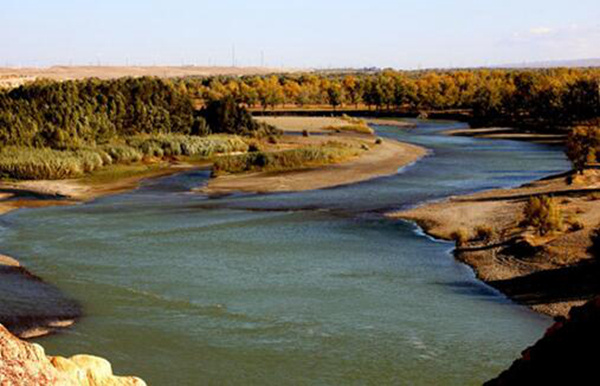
(497, 58, 600, 69)
(0, 66, 296, 88)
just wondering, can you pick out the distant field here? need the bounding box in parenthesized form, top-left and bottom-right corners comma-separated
(0, 66, 296, 87)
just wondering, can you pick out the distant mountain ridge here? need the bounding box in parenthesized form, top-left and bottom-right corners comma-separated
(496, 58, 600, 69)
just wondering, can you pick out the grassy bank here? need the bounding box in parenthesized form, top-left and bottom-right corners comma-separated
(322, 115, 375, 135)
(0, 134, 248, 180)
(213, 141, 365, 176)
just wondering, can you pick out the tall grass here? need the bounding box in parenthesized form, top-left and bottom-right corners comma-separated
(126, 134, 248, 158)
(213, 141, 362, 176)
(0, 134, 249, 180)
(323, 116, 375, 135)
(0, 147, 88, 180)
(323, 124, 375, 135)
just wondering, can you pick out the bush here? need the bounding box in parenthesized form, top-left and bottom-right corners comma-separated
(375, 138, 383, 145)
(569, 221, 585, 232)
(475, 225, 494, 242)
(450, 229, 469, 247)
(213, 141, 360, 176)
(522, 195, 563, 235)
(588, 227, 600, 259)
(588, 192, 600, 201)
(323, 124, 374, 135)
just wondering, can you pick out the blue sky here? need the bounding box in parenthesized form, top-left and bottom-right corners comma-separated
(2, 0, 599, 69)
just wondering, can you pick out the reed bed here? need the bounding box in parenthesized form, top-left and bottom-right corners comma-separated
(213, 141, 362, 176)
(0, 134, 249, 180)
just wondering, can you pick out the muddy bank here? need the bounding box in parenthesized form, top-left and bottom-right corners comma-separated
(0, 254, 82, 339)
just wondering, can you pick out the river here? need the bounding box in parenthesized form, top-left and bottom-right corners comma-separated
(0, 120, 569, 385)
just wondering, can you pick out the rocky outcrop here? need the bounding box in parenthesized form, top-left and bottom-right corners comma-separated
(0, 324, 145, 385)
(485, 296, 600, 385)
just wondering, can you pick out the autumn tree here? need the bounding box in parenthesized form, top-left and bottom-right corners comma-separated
(566, 126, 600, 173)
(326, 81, 344, 110)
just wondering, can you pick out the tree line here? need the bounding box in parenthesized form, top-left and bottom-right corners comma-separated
(0, 77, 277, 149)
(179, 68, 600, 128)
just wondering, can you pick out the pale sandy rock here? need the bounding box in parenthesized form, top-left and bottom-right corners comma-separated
(0, 324, 146, 386)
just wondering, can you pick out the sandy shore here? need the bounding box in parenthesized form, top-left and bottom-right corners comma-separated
(204, 117, 427, 195)
(445, 127, 566, 144)
(390, 169, 600, 316)
(0, 161, 201, 216)
(365, 118, 417, 128)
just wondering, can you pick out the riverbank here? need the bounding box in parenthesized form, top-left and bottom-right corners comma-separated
(203, 116, 426, 194)
(0, 118, 566, 384)
(0, 161, 206, 340)
(1, 116, 424, 338)
(0, 323, 146, 385)
(445, 127, 566, 144)
(390, 169, 600, 317)
(0, 160, 202, 215)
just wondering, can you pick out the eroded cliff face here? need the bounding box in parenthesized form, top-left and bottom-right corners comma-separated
(0, 324, 145, 385)
(486, 297, 600, 385)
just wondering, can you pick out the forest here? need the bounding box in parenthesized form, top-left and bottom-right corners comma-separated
(0, 78, 274, 179)
(180, 68, 600, 129)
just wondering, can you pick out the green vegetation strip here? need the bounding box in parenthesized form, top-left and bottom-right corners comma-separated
(0, 134, 248, 180)
(213, 141, 364, 176)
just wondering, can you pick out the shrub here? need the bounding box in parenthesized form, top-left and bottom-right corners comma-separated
(213, 141, 360, 176)
(340, 114, 366, 125)
(475, 225, 494, 243)
(323, 124, 374, 135)
(450, 229, 469, 247)
(375, 138, 383, 145)
(521, 195, 563, 235)
(569, 221, 585, 232)
(588, 227, 600, 259)
(588, 192, 600, 201)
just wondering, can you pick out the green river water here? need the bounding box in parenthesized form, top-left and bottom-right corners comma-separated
(0, 120, 570, 385)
